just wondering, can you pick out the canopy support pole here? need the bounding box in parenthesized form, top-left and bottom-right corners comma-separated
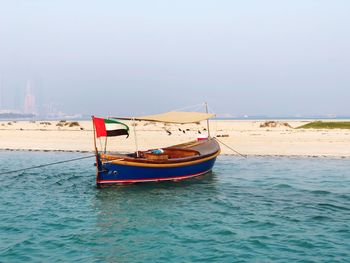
(133, 118, 139, 157)
(205, 102, 211, 138)
(104, 137, 107, 154)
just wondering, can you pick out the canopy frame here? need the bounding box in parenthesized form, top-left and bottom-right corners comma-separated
(112, 111, 215, 125)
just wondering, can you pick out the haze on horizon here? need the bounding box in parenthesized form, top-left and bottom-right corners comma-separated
(0, 0, 349, 117)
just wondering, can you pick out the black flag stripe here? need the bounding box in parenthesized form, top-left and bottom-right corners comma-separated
(106, 129, 129, 137)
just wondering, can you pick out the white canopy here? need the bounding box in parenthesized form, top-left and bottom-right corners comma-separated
(116, 111, 215, 124)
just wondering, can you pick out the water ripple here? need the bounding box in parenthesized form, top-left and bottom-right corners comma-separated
(0, 152, 350, 262)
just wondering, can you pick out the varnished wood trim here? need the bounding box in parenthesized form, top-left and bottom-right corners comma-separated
(105, 150, 221, 168)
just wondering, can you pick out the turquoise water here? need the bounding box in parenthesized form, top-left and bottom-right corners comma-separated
(0, 152, 349, 262)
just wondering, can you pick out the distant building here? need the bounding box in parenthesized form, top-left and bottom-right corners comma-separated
(24, 81, 37, 114)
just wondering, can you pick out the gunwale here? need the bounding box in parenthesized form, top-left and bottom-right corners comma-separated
(100, 138, 220, 168)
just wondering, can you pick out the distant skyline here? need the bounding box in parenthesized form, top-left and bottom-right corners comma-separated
(0, 0, 349, 117)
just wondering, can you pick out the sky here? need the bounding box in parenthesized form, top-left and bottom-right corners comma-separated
(0, 0, 349, 117)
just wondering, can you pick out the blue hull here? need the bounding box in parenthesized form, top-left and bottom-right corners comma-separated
(96, 156, 217, 185)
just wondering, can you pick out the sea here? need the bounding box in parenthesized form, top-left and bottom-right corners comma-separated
(0, 151, 349, 262)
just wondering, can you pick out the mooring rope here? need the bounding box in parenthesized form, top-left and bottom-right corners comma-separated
(172, 103, 205, 112)
(0, 155, 96, 175)
(214, 137, 247, 158)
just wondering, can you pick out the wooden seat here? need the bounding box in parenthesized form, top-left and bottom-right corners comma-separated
(144, 153, 169, 160)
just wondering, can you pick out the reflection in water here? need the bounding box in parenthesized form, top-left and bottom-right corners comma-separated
(91, 172, 219, 262)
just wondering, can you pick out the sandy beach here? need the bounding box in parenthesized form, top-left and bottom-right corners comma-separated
(0, 120, 349, 157)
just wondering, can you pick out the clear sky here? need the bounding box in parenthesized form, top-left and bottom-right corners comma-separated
(0, 0, 349, 116)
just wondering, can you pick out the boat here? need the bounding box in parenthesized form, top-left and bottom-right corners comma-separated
(92, 108, 220, 187)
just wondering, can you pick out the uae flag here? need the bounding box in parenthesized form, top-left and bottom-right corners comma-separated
(93, 117, 129, 138)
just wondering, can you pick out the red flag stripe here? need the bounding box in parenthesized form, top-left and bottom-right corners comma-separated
(93, 117, 107, 137)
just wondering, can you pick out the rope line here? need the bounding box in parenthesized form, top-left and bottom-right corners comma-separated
(172, 103, 204, 112)
(214, 137, 247, 158)
(0, 155, 95, 175)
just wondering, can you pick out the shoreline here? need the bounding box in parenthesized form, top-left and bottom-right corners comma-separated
(1, 148, 349, 159)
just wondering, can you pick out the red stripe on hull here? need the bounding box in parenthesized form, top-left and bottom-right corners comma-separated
(96, 169, 212, 184)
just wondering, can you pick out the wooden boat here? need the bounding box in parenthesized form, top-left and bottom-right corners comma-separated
(92, 109, 220, 187)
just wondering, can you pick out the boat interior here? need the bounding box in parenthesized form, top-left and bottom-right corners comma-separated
(100, 138, 220, 163)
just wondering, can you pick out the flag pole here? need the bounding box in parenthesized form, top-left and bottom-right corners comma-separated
(133, 118, 139, 157)
(92, 116, 98, 155)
